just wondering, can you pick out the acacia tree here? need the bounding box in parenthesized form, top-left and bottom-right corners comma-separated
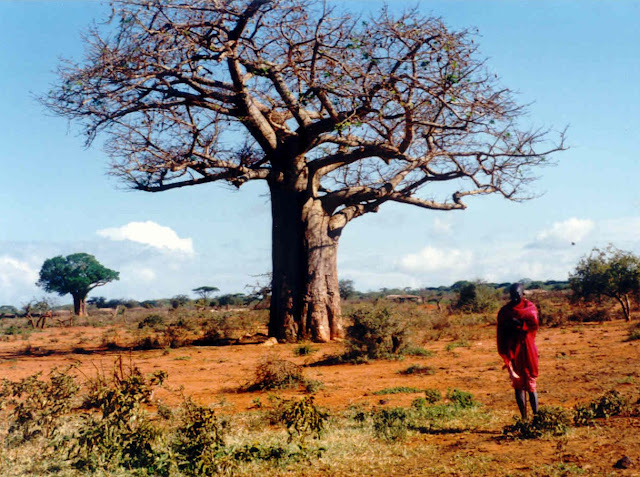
(192, 285, 220, 302)
(45, 0, 564, 342)
(570, 246, 640, 321)
(37, 253, 120, 316)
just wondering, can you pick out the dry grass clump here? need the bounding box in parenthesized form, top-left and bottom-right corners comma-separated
(247, 356, 308, 391)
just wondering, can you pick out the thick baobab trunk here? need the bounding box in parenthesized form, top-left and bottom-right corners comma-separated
(269, 184, 344, 342)
(72, 293, 88, 317)
(300, 199, 344, 342)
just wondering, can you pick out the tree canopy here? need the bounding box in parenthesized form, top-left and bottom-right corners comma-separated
(570, 246, 640, 321)
(192, 286, 220, 301)
(37, 253, 119, 316)
(44, 0, 564, 341)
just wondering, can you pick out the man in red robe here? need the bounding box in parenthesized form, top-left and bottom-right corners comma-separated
(497, 283, 539, 419)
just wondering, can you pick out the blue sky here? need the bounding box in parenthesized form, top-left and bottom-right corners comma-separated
(1, 1, 639, 307)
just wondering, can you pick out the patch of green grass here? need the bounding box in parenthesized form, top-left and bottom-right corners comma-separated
(373, 386, 424, 395)
(447, 388, 476, 408)
(403, 346, 435, 357)
(445, 340, 469, 352)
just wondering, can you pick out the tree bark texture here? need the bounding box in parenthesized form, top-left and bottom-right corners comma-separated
(72, 293, 88, 317)
(269, 183, 344, 342)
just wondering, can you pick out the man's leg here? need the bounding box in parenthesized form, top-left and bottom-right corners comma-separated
(528, 391, 539, 415)
(515, 389, 527, 419)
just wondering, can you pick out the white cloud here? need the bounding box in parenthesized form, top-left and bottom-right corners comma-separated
(528, 218, 595, 249)
(399, 246, 472, 274)
(0, 256, 40, 305)
(433, 217, 453, 234)
(129, 267, 156, 282)
(97, 221, 194, 254)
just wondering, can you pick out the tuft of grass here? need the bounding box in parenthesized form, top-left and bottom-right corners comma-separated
(398, 364, 435, 376)
(445, 340, 470, 352)
(293, 343, 318, 356)
(403, 346, 435, 357)
(373, 386, 424, 395)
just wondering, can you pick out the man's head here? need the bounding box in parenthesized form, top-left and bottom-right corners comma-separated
(509, 283, 525, 303)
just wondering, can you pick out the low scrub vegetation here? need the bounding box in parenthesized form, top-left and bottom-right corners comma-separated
(503, 406, 572, 439)
(573, 390, 629, 426)
(0, 363, 499, 476)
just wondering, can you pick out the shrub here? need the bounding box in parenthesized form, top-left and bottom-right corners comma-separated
(138, 314, 165, 329)
(294, 343, 318, 356)
(503, 405, 571, 439)
(454, 281, 500, 313)
(372, 407, 411, 441)
(569, 306, 611, 323)
(72, 359, 167, 472)
(275, 396, 328, 443)
(447, 389, 476, 408)
(170, 294, 190, 309)
(573, 390, 629, 426)
(0, 369, 79, 444)
(248, 356, 306, 391)
(173, 398, 226, 475)
(424, 388, 442, 404)
(345, 305, 407, 360)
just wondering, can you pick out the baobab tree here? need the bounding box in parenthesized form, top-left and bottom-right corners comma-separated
(45, 0, 564, 342)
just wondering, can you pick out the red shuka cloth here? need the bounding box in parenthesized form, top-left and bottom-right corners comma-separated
(497, 298, 539, 378)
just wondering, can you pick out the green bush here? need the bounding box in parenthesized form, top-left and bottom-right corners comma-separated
(0, 369, 79, 444)
(372, 407, 411, 441)
(275, 396, 328, 443)
(173, 398, 226, 476)
(573, 390, 629, 426)
(138, 314, 165, 329)
(294, 343, 318, 356)
(447, 389, 476, 408)
(454, 281, 500, 313)
(503, 405, 571, 439)
(424, 388, 442, 404)
(345, 305, 407, 360)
